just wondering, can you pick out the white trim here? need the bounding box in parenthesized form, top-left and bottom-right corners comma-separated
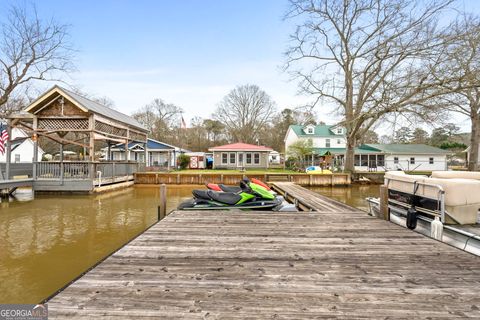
(25, 86, 88, 113)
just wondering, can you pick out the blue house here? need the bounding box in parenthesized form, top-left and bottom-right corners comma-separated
(108, 138, 187, 169)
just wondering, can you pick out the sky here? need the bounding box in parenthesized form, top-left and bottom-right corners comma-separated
(3, 0, 312, 125)
(1, 0, 479, 131)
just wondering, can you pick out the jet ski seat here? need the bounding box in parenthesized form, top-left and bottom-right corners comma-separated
(207, 190, 242, 205)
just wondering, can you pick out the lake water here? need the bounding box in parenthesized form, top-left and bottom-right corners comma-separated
(0, 184, 380, 303)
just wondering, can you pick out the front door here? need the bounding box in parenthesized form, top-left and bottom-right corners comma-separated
(237, 153, 244, 168)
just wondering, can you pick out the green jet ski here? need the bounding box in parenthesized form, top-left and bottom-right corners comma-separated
(178, 180, 294, 211)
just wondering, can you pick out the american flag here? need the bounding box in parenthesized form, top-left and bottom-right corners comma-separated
(0, 123, 9, 155)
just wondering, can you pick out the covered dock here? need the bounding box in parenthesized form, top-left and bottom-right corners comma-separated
(4, 85, 149, 192)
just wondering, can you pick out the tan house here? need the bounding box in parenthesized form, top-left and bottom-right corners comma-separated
(209, 143, 273, 169)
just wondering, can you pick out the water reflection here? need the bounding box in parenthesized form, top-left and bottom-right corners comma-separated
(0, 185, 197, 303)
(308, 184, 380, 211)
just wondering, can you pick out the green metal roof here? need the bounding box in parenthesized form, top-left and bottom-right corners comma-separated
(360, 144, 451, 154)
(289, 124, 340, 137)
(312, 148, 379, 155)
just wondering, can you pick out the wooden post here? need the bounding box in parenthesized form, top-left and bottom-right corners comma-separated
(60, 143, 64, 184)
(5, 120, 12, 179)
(32, 116, 38, 180)
(144, 141, 148, 167)
(379, 185, 389, 221)
(158, 183, 167, 220)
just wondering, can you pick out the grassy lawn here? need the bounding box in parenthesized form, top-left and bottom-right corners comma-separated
(173, 168, 299, 174)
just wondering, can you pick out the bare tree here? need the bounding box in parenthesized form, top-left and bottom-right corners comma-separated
(0, 4, 74, 111)
(70, 87, 116, 108)
(214, 84, 276, 144)
(132, 98, 184, 143)
(285, 0, 456, 171)
(435, 15, 480, 170)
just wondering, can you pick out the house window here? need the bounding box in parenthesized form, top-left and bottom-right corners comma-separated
(336, 128, 342, 134)
(354, 155, 360, 166)
(254, 153, 260, 164)
(246, 153, 252, 164)
(307, 127, 314, 134)
(368, 155, 376, 167)
(229, 153, 236, 164)
(377, 155, 385, 166)
(429, 157, 434, 164)
(337, 139, 341, 144)
(14, 154, 20, 163)
(361, 155, 368, 166)
(394, 157, 399, 164)
(326, 139, 331, 148)
(410, 157, 415, 164)
(222, 153, 228, 164)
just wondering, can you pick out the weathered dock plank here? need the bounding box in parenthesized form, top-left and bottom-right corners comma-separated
(48, 210, 480, 319)
(272, 182, 356, 212)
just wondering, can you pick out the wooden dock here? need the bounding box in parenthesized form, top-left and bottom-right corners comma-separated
(0, 178, 33, 197)
(48, 208, 480, 318)
(271, 182, 355, 212)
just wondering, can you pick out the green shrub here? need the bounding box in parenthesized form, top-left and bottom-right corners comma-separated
(177, 154, 190, 170)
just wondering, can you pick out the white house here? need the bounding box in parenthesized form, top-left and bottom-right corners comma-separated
(285, 124, 346, 152)
(0, 128, 44, 163)
(354, 144, 450, 171)
(108, 138, 187, 168)
(284, 124, 450, 171)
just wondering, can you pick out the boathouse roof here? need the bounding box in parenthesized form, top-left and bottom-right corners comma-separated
(24, 85, 147, 132)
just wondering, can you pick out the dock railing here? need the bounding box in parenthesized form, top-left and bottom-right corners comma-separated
(35, 161, 143, 182)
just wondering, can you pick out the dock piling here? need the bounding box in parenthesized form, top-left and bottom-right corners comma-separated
(158, 183, 167, 221)
(379, 184, 389, 220)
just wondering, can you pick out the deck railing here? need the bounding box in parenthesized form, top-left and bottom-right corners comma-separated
(35, 161, 144, 181)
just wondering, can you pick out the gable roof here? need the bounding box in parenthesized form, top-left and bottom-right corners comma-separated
(25, 85, 147, 132)
(110, 138, 182, 151)
(359, 144, 451, 154)
(10, 137, 28, 152)
(288, 124, 341, 137)
(209, 142, 273, 152)
(147, 139, 176, 150)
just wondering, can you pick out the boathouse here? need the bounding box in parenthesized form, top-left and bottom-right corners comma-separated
(5, 85, 149, 192)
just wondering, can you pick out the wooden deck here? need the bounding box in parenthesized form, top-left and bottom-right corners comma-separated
(271, 182, 355, 212)
(48, 209, 480, 318)
(0, 178, 33, 197)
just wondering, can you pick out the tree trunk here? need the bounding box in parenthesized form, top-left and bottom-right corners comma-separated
(468, 115, 480, 171)
(344, 139, 355, 172)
